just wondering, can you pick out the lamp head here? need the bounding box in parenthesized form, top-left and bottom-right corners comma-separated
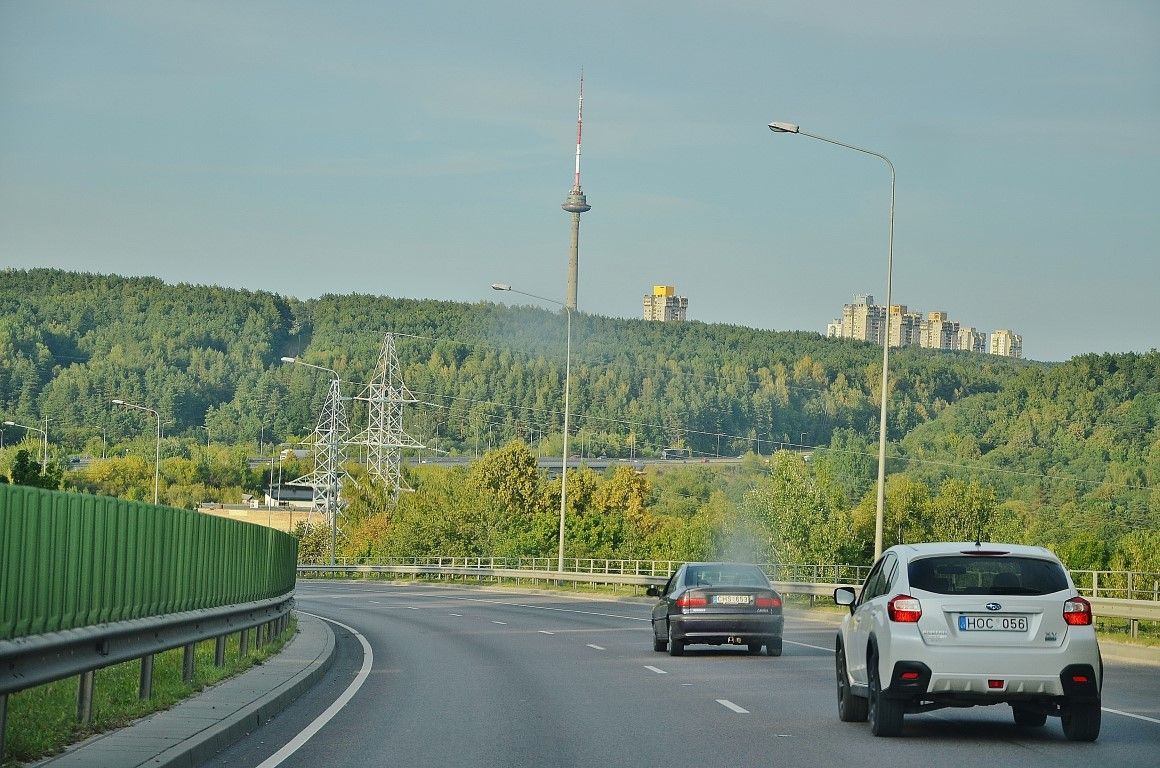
(491, 283, 511, 291)
(280, 356, 296, 363)
(111, 399, 125, 405)
(768, 121, 800, 133)
(3, 420, 15, 426)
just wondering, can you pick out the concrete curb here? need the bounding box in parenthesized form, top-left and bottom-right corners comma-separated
(34, 611, 335, 768)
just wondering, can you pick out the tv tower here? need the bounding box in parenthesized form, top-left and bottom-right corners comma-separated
(561, 72, 591, 311)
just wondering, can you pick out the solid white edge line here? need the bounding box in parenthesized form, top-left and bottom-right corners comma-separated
(717, 699, 749, 714)
(587, 644, 605, 650)
(254, 612, 373, 768)
(1102, 706, 1160, 725)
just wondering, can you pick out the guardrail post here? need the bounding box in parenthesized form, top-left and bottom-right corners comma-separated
(182, 643, 196, 683)
(139, 654, 154, 699)
(240, 627, 250, 657)
(215, 635, 227, 666)
(1093, 571, 1099, 597)
(1, 692, 8, 762)
(77, 671, 94, 724)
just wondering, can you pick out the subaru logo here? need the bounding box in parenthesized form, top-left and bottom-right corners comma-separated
(985, 602, 1002, 611)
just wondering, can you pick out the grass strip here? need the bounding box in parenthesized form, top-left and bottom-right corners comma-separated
(2, 616, 296, 767)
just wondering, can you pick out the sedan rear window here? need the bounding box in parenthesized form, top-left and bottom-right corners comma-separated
(684, 565, 770, 588)
(908, 556, 1069, 596)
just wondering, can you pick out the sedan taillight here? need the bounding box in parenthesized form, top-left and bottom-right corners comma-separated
(887, 594, 922, 622)
(1063, 596, 1093, 626)
(755, 596, 782, 609)
(676, 594, 708, 608)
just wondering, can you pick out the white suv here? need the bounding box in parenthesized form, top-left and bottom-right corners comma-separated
(833, 542, 1102, 740)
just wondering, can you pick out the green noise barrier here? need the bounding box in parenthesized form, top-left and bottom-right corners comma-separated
(0, 485, 298, 642)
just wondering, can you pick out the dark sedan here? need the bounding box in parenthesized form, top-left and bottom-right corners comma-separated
(648, 562, 784, 657)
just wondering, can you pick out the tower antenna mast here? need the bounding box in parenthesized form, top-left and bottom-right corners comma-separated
(561, 71, 591, 311)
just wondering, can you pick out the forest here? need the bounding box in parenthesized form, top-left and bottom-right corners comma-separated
(1, 268, 1156, 572)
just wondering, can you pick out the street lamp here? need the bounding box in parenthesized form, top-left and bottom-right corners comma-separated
(492, 282, 572, 573)
(768, 120, 895, 560)
(281, 356, 342, 565)
(4, 420, 48, 475)
(111, 399, 161, 505)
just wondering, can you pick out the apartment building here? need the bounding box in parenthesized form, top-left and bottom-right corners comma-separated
(643, 285, 688, 322)
(990, 329, 1023, 358)
(828, 295, 1022, 357)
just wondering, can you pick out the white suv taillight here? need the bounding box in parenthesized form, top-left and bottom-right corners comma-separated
(1063, 596, 1093, 626)
(887, 594, 922, 622)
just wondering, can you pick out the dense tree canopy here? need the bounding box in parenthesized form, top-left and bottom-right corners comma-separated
(1, 268, 1156, 572)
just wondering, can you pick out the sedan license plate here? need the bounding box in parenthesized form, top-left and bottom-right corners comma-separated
(958, 614, 1028, 632)
(713, 594, 752, 605)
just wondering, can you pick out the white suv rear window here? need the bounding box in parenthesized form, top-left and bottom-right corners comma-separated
(908, 556, 1069, 596)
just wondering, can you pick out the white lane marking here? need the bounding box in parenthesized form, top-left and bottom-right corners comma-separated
(788, 639, 834, 653)
(644, 665, 667, 674)
(448, 612, 462, 616)
(447, 595, 647, 623)
(256, 613, 373, 768)
(1103, 706, 1160, 725)
(367, 601, 380, 604)
(587, 644, 605, 650)
(492, 620, 507, 625)
(717, 699, 749, 714)
(408, 606, 419, 610)
(538, 630, 555, 635)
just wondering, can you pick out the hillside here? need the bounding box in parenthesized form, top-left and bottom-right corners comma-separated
(1, 268, 1021, 458)
(2, 268, 1155, 570)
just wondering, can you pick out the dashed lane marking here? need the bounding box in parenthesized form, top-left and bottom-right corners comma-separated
(717, 699, 749, 714)
(1103, 707, 1160, 725)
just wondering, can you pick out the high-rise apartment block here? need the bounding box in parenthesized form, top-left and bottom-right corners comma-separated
(957, 326, 987, 353)
(888, 304, 923, 348)
(827, 295, 1022, 357)
(840, 294, 885, 344)
(989, 329, 1023, 359)
(644, 285, 688, 322)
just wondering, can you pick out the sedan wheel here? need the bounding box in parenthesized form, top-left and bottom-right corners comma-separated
(764, 637, 783, 657)
(667, 622, 684, 657)
(653, 623, 668, 652)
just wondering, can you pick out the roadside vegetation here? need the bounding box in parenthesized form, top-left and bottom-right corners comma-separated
(1, 617, 295, 767)
(1, 268, 1156, 574)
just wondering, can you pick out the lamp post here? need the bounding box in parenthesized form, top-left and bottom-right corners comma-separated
(281, 356, 342, 565)
(492, 282, 572, 573)
(111, 399, 161, 505)
(768, 121, 895, 560)
(4, 420, 48, 474)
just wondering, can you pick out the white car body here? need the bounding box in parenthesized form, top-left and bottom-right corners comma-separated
(834, 542, 1102, 740)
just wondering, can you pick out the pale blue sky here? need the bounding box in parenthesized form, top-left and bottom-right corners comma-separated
(2, 1, 1157, 361)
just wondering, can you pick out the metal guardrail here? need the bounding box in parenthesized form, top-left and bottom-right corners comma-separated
(0, 592, 294, 697)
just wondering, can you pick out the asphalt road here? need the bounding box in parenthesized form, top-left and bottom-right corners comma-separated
(201, 581, 1160, 768)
